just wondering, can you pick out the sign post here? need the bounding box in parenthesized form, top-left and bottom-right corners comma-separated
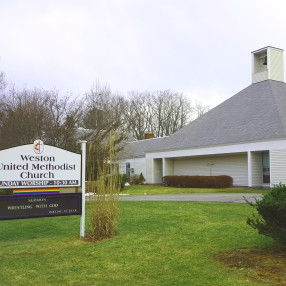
(80, 140, 87, 238)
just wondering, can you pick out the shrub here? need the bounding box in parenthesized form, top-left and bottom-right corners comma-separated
(121, 173, 129, 189)
(130, 173, 145, 185)
(246, 183, 286, 245)
(130, 175, 141, 185)
(162, 175, 233, 188)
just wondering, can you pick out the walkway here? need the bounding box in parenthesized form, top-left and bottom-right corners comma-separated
(118, 193, 263, 204)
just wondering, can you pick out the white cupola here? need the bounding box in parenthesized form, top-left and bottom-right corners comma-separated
(252, 46, 284, 84)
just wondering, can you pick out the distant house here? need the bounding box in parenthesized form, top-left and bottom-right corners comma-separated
(120, 46, 286, 187)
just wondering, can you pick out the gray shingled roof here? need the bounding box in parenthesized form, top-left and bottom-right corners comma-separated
(121, 137, 167, 158)
(125, 80, 286, 158)
(156, 80, 286, 151)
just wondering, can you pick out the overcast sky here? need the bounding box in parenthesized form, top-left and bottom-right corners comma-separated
(1, 0, 286, 107)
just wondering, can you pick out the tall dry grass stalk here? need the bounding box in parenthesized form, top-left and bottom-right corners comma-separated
(87, 133, 121, 241)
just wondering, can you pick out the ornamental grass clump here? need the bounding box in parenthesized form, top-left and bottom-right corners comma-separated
(247, 183, 286, 244)
(87, 134, 121, 241)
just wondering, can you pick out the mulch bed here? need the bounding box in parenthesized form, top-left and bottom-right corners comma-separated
(214, 247, 286, 285)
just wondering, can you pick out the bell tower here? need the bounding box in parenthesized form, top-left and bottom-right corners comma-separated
(252, 46, 284, 83)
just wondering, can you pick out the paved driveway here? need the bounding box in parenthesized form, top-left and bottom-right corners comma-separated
(119, 193, 263, 204)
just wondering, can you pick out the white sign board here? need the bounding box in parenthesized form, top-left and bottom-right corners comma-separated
(0, 140, 81, 189)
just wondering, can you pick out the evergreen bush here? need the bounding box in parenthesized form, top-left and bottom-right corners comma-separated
(247, 183, 286, 244)
(139, 172, 145, 183)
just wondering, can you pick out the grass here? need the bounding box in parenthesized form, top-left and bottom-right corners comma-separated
(121, 184, 268, 195)
(0, 201, 277, 286)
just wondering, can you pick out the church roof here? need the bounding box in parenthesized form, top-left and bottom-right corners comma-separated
(121, 137, 167, 158)
(156, 80, 286, 151)
(124, 80, 286, 158)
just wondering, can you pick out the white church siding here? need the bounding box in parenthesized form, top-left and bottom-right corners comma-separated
(121, 144, 286, 187)
(163, 158, 174, 177)
(270, 149, 286, 186)
(133, 158, 147, 178)
(119, 161, 128, 175)
(268, 48, 284, 82)
(146, 158, 153, 183)
(172, 154, 248, 186)
(153, 158, 163, 184)
(251, 152, 263, 186)
(119, 158, 147, 178)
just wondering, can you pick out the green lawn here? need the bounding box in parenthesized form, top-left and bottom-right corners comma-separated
(0, 201, 274, 286)
(122, 184, 268, 195)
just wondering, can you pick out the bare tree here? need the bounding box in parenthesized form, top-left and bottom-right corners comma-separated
(43, 91, 83, 152)
(124, 90, 206, 140)
(192, 99, 211, 119)
(0, 71, 211, 153)
(83, 83, 126, 134)
(0, 87, 82, 151)
(0, 88, 50, 149)
(150, 90, 193, 137)
(124, 91, 152, 140)
(82, 83, 128, 178)
(0, 71, 6, 91)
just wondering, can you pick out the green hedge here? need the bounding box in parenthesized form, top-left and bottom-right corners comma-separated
(162, 175, 233, 188)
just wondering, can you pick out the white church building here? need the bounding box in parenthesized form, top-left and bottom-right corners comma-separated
(120, 46, 286, 188)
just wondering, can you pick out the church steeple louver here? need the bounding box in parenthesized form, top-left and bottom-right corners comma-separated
(252, 46, 284, 83)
